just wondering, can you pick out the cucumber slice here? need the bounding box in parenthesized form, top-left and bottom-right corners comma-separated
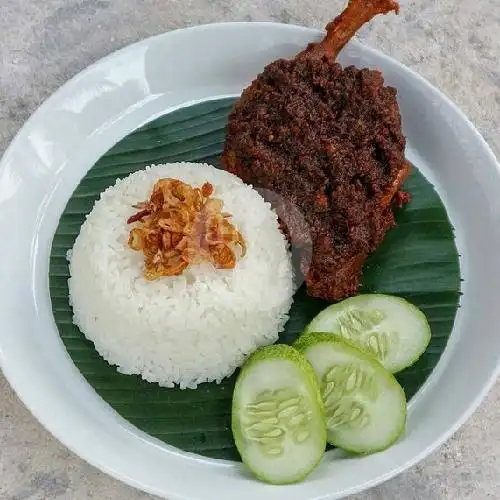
(304, 294, 431, 373)
(232, 345, 327, 484)
(295, 333, 407, 454)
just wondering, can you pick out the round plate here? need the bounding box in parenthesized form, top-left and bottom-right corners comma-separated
(1, 22, 500, 500)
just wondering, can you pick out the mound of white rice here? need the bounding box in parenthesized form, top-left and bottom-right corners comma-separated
(68, 163, 294, 389)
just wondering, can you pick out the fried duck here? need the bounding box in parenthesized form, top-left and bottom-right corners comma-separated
(222, 0, 410, 302)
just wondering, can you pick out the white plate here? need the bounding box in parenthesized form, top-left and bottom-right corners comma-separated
(1, 22, 500, 500)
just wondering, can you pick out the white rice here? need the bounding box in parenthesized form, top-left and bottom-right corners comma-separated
(68, 162, 294, 389)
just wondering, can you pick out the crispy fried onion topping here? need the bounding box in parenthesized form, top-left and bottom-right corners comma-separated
(127, 178, 246, 280)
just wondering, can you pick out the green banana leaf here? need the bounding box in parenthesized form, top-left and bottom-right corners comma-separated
(49, 98, 461, 461)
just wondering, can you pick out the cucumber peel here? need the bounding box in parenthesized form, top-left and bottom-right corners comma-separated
(304, 294, 431, 373)
(295, 333, 407, 454)
(232, 345, 327, 484)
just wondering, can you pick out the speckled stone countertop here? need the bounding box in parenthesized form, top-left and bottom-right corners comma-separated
(1, 1, 499, 499)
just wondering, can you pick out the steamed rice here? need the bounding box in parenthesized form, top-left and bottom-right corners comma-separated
(68, 163, 294, 389)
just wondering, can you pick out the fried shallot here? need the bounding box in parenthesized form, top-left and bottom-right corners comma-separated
(127, 178, 246, 280)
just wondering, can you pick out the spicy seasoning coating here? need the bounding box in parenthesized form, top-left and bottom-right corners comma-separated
(222, 0, 410, 301)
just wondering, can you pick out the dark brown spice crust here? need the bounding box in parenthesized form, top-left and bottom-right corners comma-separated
(222, 55, 410, 301)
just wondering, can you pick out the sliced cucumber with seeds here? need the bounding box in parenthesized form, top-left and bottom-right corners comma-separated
(232, 345, 326, 484)
(295, 333, 407, 454)
(304, 294, 431, 373)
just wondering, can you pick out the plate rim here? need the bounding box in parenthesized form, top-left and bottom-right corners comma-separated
(1, 21, 500, 500)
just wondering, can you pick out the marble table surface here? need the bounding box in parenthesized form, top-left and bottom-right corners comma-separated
(1, 0, 499, 498)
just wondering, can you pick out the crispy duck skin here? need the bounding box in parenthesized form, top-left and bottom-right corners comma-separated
(221, 0, 410, 302)
(299, 0, 400, 61)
